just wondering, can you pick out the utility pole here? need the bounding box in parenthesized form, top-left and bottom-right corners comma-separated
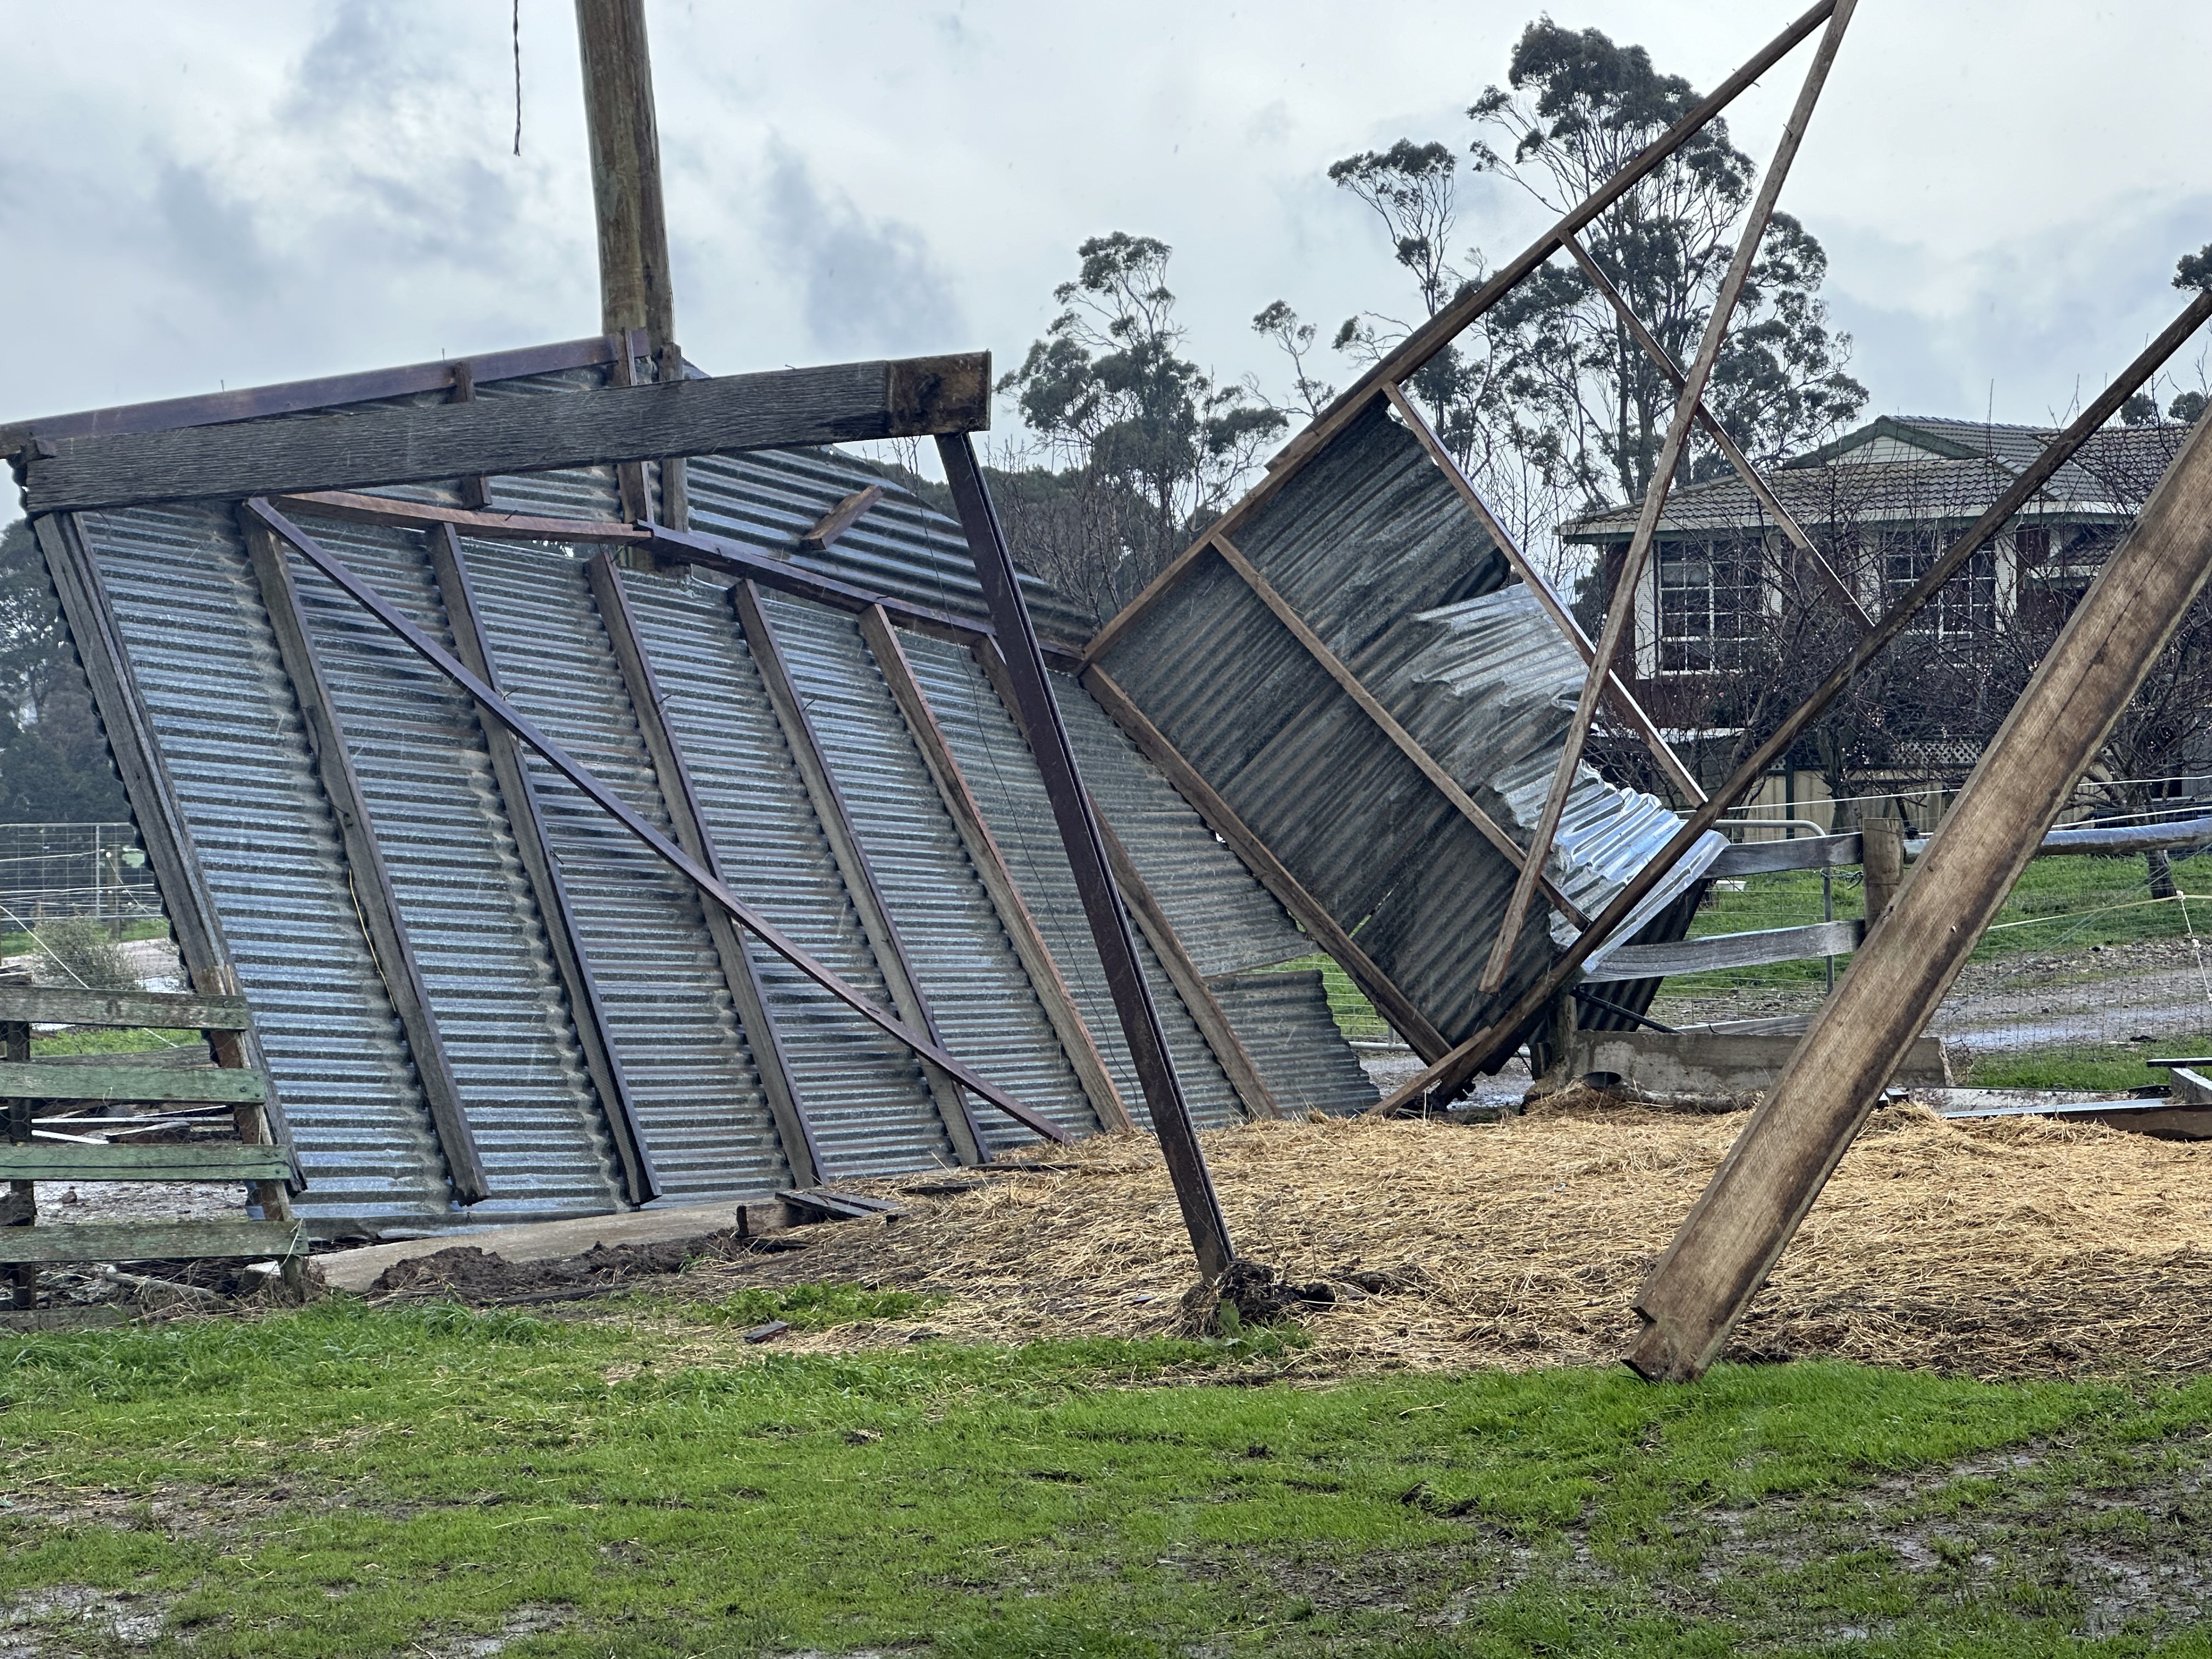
(575, 0, 686, 528)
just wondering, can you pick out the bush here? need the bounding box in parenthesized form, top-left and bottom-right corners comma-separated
(29, 917, 140, 989)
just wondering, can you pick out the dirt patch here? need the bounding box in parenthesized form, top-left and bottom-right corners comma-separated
(611, 1096, 2212, 1381)
(1, 1584, 171, 1653)
(369, 1231, 765, 1304)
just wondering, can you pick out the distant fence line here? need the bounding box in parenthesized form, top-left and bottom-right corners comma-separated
(0, 822, 162, 926)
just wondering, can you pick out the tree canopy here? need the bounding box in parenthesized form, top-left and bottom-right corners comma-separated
(0, 517, 133, 826)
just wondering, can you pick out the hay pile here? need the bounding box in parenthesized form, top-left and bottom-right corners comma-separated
(691, 1093, 2212, 1380)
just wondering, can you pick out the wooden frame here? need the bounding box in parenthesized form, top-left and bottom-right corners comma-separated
(798, 485, 884, 552)
(585, 551, 825, 1188)
(859, 605, 1133, 1134)
(428, 524, 660, 1204)
(1482, 0, 1858, 995)
(239, 511, 490, 1201)
(733, 582, 987, 1165)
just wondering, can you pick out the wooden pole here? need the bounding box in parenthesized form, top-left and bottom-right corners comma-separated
(1860, 814, 1904, 927)
(575, 0, 686, 526)
(1630, 408, 2212, 1383)
(1479, 0, 1857, 996)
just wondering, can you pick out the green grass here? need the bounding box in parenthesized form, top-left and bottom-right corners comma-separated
(10, 1296, 2212, 1654)
(1960, 1037, 2212, 1092)
(0, 916, 169, 958)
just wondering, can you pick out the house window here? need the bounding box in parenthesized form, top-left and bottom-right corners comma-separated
(1654, 537, 1762, 673)
(1883, 533, 1994, 640)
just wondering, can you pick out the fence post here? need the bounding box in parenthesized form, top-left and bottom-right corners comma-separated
(1863, 815, 1905, 929)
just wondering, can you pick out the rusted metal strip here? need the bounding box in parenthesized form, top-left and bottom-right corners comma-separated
(1207, 531, 1590, 927)
(585, 551, 823, 1187)
(1372, 285, 2212, 1115)
(732, 582, 986, 1165)
(238, 511, 490, 1201)
(969, 638, 1280, 1124)
(430, 527, 659, 1203)
(1081, 0, 1841, 667)
(859, 603, 1134, 1136)
(1557, 232, 1871, 630)
(1482, 0, 1857, 996)
(1081, 662, 1452, 1063)
(242, 498, 1069, 1144)
(1633, 402, 2212, 1384)
(1378, 383, 1706, 804)
(937, 434, 1232, 1278)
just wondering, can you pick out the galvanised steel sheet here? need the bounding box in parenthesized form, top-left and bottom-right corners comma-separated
(79, 502, 454, 1232)
(1207, 972, 1379, 1117)
(1096, 400, 1723, 1049)
(284, 512, 627, 1220)
(758, 592, 1099, 1152)
(898, 633, 1242, 1131)
(462, 539, 794, 1202)
(617, 567, 961, 1179)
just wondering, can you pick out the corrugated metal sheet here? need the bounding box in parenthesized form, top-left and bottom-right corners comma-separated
(758, 592, 1100, 1151)
(78, 502, 454, 1231)
(283, 513, 627, 1220)
(1096, 399, 1724, 1049)
(461, 539, 794, 1203)
(616, 567, 961, 1179)
(898, 632, 1242, 1132)
(1207, 971, 1379, 1117)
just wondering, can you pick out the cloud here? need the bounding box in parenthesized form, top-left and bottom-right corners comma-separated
(761, 141, 966, 358)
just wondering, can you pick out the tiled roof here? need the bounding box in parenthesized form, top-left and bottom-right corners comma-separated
(1560, 415, 2191, 542)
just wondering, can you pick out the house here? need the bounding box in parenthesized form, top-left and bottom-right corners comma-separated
(1557, 412, 2203, 821)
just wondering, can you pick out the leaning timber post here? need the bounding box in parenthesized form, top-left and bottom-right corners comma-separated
(936, 434, 1235, 1281)
(575, 0, 686, 528)
(1630, 409, 2212, 1384)
(191, 964, 304, 1296)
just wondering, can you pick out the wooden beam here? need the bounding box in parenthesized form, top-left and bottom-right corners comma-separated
(0, 1062, 265, 1104)
(586, 552, 824, 1189)
(1631, 407, 2212, 1384)
(1557, 231, 1872, 630)
(603, 334, 654, 525)
(1081, 663, 1452, 1062)
(1380, 383, 1707, 805)
(0, 985, 250, 1030)
(0, 1144, 292, 1182)
(1208, 531, 1590, 927)
(430, 527, 659, 1204)
(2, 331, 642, 457)
(4, 1012, 29, 1308)
(245, 500, 1066, 1143)
(732, 582, 985, 1166)
(798, 484, 884, 552)
(577, 0, 675, 358)
(448, 359, 490, 511)
(1861, 816, 1905, 925)
(860, 605, 1135, 1133)
(1080, 0, 1842, 666)
(1581, 919, 1861, 983)
(191, 961, 301, 1292)
(239, 513, 490, 1201)
(0, 1220, 304, 1266)
(276, 493, 648, 544)
(968, 637, 1279, 1123)
(1482, 0, 1856, 996)
(27, 353, 995, 516)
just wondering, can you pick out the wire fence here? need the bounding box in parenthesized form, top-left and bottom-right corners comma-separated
(0, 822, 162, 928)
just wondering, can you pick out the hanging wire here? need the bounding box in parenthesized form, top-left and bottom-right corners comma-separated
(512, 0, 523, 157)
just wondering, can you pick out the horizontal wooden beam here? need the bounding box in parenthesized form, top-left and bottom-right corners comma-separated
(1582, 918, 1863, 983)
(0, 1063, 266, 1104)
(0, 1219, 304, 1266)
(26, 352, 993, 515)
(3, 331, 645, 456)
(0, 985, 251, 1030)
(1706, 834, 1863, 876)
(0, 1143, 292, 1182)
(277, 491, 651, 543)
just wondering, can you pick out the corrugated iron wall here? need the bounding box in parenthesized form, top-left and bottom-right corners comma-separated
(1094, 399, 1724, 1051)
(54, 362, 1383, 1232)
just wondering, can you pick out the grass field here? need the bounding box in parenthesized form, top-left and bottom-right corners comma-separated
(9, 1295, 2212, 1655)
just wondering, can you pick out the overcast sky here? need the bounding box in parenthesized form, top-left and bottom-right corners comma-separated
(3, 1, 2208, 482)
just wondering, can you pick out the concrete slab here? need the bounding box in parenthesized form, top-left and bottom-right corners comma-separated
(1560, 1029, 1950, 1099)
(314, 1199, 782, 1293)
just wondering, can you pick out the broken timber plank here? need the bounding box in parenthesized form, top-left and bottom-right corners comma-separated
(861, 605, 1134, 1134)
(798, 484, 884, 552)
(0, 1144, 292, 1183)
(0, 985, 250, 1030)
(281, 491, 650, 543)
(1630, 400, 2212, 1384)
(27, 353, 993, 515)
(0, 1220, 304, 1266)
(0, 1063, 265, 1105)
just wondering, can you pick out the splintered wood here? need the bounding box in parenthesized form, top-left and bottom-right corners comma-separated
(688, 1099, 2212, 1382)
